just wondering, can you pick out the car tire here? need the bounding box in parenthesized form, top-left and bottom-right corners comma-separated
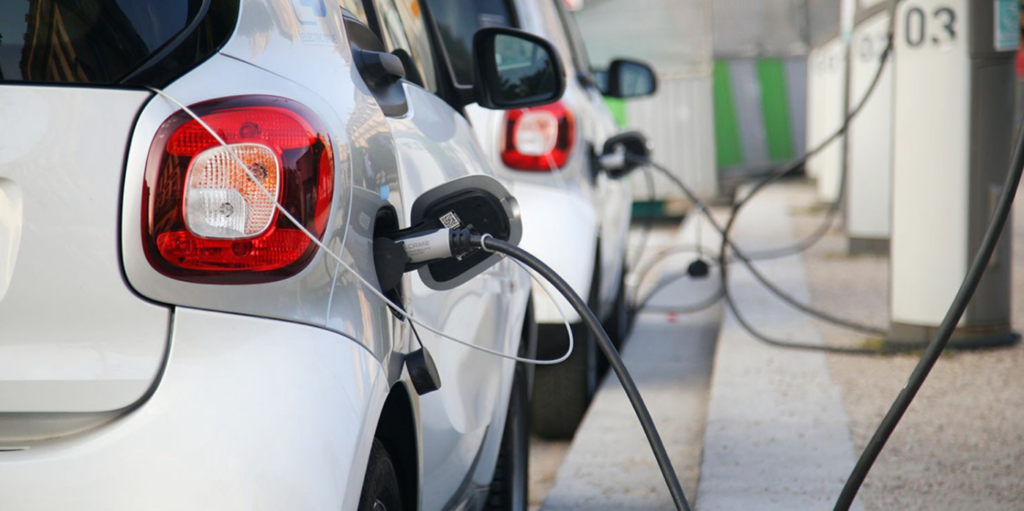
(485, 364, 530, 510)
(358, 439, 403, 511)
(529, 322, 596, 440)
(529, 252, 600, 439)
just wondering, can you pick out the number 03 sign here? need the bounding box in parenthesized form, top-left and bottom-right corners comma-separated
(890, 0, 1018, 341)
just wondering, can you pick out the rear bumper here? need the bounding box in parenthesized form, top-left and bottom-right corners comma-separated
(0, 308, 388, 511)
(512, 182, 598, 325)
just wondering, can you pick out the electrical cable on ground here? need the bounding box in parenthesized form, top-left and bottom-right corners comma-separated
(710, 0, 899, 352)
(633, 163, 888, 341)
(744, 185, 844, 261)
(620, 0, 899, 351)
(722, 0, 898, 260)
(636, 272, 724, 315)
(638, 158, 893, 347)
(629, 242, 717, 305)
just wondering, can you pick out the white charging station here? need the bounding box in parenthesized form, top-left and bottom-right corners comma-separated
(845, 4, 894, 254)
(808, 0, 857, 203)
(889, 0, 1019, 346)
(806, 35, 849, 201)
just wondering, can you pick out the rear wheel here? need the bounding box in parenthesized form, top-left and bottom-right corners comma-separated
(358, 439, 403, 511)
(530, 322, 597, 439)
(486, 364, 530, 510)
(530, 254, 600, 439)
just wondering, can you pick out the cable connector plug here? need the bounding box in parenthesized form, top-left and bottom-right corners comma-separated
(374, 228, 481, 292)
(400, 228, 478, 264)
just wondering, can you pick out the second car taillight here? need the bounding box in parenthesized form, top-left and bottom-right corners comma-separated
(142, 96, 334, 284)
(501, 101, 575, 171)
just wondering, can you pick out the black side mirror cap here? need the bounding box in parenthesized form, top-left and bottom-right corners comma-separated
(600, 131, 651, 179)
(604, 59, 658, 99)
(471, 27, 566, 109)
(353, 49, 406, 85)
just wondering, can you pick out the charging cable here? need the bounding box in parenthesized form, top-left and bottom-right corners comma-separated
(146, 86, 576, 367)
(147, 86, 694, 511)
(465, 232, 694, 511)
(636, 157, 894, 354)
(628, 0, 899, 323)
(719, 0, 899, 268)
(619, 0, 899, 350)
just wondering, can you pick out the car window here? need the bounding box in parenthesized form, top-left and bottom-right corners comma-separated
(0, 0, 224, 84)
(339, 0, 371, 26)
(552, 0, 592, 78)
(425, 0, 516, 85)
(372, 0, 438, 92)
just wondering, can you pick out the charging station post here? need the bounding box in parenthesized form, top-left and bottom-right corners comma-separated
(845, 3, 894, 254)
(889, 0, 1020, 347)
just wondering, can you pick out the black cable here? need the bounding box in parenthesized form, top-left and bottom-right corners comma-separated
(706, 1, 899, 352)
(833, 105, 1024, 511)
(630, 243, 717, 307)
(639, 158, 891, 342)
(616, 0, 899, 349)
(723, 0, 898, 250)
(744, 189, 843, 261)
(470, 234, 693, 511)
(636, 271, 724, 315)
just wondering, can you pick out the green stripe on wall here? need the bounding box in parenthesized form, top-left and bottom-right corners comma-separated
(756, 59, 794, 161)
(712, 60, 744, 168)
(604, 97, 627, 128)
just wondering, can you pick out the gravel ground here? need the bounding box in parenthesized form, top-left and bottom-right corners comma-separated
(773, 180, 1024, 510)
(529, 437, 571, 511)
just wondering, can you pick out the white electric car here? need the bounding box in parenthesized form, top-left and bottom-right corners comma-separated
(427, 0, 658, 438)
(0, 1, 568, 509)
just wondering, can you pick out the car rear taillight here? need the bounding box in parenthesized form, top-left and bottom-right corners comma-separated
(143, 96, 334, 284)
(501, 101, 575, 171)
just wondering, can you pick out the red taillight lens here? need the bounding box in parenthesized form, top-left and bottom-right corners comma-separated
(501, 101, 575, 171)
(143, 96, 334, 284)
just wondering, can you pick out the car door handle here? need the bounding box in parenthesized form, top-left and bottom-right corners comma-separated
(354, 49, 406, 84)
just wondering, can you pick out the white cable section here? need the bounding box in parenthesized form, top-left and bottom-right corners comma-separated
(147, 86, 574, 366)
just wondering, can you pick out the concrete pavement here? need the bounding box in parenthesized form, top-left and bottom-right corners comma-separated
(694, 188, 864, 511)
(531, 179, 1024, 510)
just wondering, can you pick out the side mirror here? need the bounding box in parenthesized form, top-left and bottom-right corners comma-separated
(600, 131, 651, 179)
(374, 175, 522, 292)
(472, 27, 566, 109)
(603, 59, 658, 99)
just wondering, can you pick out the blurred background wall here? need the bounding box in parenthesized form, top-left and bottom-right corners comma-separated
(573, 0, 837, 207)
(574, 0, 717, 210)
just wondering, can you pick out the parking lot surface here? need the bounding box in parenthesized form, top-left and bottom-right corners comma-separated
(785, 181, 1024, 511)
(531, 179, 1024, 511)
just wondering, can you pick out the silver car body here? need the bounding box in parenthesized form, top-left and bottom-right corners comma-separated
(466, 0, 631, 325)
(0, 1, 530, 509)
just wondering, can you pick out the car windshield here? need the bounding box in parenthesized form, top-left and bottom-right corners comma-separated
(426, 0, 516, 85)
(0, 0, 205, 84)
